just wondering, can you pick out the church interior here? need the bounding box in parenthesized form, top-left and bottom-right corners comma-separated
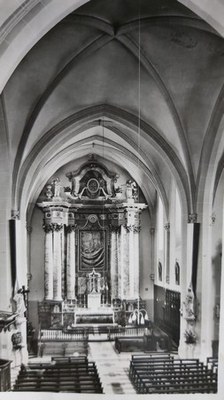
(0, 0, 224, 397)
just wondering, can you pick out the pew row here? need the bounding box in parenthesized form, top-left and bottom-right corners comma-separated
(13, 356, 103, 393)
(129, 354, 217, 394)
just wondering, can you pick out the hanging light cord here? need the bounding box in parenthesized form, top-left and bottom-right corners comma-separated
(137, 1, 141, 203)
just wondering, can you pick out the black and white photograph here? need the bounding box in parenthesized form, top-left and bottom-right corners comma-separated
(0, 1, 223, 399)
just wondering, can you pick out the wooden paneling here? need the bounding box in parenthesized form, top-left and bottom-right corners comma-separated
(154, 285, 180, 345)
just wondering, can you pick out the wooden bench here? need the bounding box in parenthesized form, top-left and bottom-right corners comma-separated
(135, 370, 216, 394)
(115, 336, 145, 352)
(39, 340, 88, 357)
(14, 358, 103, 394)
(51, 355, 88, 364)
(129, 356, 217, 394)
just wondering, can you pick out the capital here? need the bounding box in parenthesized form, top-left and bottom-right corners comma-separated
(188, 213, 197, 223)
(126, 224, 141, 233)
(43, 223, 53, 233)
(109, 225, 120, 233)
(11, 210, 20, 220)
(52, 223, 63, 232)
(210, 213, 216, 225)
(66, 224, 77, 233)
(43, 223, 63, 232)
(164, 222, 170, 231)
(26, 225, 33, 234)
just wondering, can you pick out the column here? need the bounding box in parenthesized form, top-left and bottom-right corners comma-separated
(66, 225, 76, 300)
(134, 225, 140, 298)
(53, 223, 63, 301)
(43, 224, 53, 300)
(179, 214, 199, 358)
(200, 214, 219, 362)
(126, 207, 142, 299)
(118, 225, 126, 299)
(218, 196, 224, 393)
(110, 227, 119, 299)
(61, 227, 65, 299)
(26, 225, 33, 290)
(150, 227, 155, 281)
(128, 226, 135, 299)
(115, 229, 119, 297)
(164, 223, 170, 284)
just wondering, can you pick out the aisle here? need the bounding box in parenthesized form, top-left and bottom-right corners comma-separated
(88, 341, 136, 394)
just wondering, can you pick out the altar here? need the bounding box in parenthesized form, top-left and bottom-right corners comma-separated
(74, 307, 114, 324)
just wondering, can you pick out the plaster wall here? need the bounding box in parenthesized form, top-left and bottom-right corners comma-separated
(0, 101, 12, 312)
(139, 208, 153, 318)
(169, 182, 182, 290)
(211, 170, 224, 340)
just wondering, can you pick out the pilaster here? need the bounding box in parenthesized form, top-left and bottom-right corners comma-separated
(53, 223, 63, 301)
(164, 222, 170, 284)
(66, 225, 76, 300)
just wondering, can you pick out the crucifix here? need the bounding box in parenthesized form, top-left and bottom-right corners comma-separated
(20, 285, 30, 309)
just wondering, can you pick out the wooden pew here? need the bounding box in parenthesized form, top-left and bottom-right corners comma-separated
(115, 336, 145, 352)
(129, 356, 217, 394)
(14, 357, 103, 394)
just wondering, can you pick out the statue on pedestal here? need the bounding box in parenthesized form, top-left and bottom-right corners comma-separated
(13, 289, 26, 317)
(184, 283, 196, 321)
(87, 269, 101, 293)
(126, 179, 138, 202)
(51, 177, 61, 198)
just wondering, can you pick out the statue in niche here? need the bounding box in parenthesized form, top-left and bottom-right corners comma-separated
(71, 176, 79, 197)
(126, 179, 138, 201)
(45, 184, 53, 199)
(51, 177, 61, 198)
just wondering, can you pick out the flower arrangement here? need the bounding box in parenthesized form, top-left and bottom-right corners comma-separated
(184, 329, 197, 344)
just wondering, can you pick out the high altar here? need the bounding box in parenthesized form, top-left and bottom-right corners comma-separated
(37, 156, 147, 328)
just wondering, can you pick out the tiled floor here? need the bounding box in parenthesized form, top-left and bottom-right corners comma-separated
(88, 341, 136, 394)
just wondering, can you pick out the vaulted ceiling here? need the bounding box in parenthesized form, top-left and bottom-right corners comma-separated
(1, 0, 224, 219)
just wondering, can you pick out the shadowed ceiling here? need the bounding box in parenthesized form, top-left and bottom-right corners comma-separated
(2, 0, 224, 217)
